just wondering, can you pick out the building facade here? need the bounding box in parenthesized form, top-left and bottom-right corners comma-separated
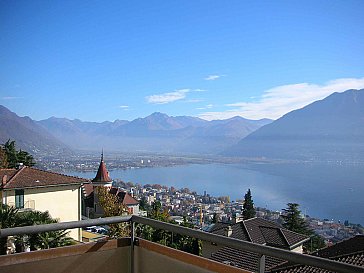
(0, 166, 89, 241)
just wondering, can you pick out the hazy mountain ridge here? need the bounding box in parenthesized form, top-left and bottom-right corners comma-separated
(2, 89, 363, 159)
(37, 112, 270, 154)
(224, 89, 364, 161)
(0, 106, 71, 155)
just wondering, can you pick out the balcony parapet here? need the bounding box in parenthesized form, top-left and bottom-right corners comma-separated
(0, 215, 363, 273)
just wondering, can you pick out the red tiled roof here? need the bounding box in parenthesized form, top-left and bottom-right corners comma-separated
(120, 192, 139, 206)
(270, 236, 364, 273)
(0, 167, 89, 189)
(92, 160, 112, 183)
(109, 187, 139, 206)
(83, 183, 95, 196)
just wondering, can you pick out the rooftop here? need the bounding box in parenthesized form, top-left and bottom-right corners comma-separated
(207, 218, 309, 271)
(0, 167, 89, 189)
(92, 153, 112, 183)
(271, 236, 364, 273)
(208, 218, 309, 249)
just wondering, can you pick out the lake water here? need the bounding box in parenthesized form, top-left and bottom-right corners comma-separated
(67, 162, 364, 225)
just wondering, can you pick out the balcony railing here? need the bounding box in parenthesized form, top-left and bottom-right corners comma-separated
(7, 200, 35, 210)
(0, 215, 363, 273)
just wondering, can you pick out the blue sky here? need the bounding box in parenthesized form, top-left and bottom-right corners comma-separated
(1, 1, 364, 122)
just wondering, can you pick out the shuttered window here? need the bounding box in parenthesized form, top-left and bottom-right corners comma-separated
(15, 189, 24, 209)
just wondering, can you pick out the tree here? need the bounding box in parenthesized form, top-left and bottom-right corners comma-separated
(0, 206, 72, 254)
(16, 210, 73, 251)
(242, 189, 256, 220)
(17, 149, 35, 167)
(281, 203, 309, 234)
(0, 147, 8, 168)
(97, 186, 130, 238)
(281, 203, 325, 253)
(0, 205, 20, 254)
(139, 196, 150, 212)
(137, 201, 202, 256)
(1, 140, 35, 168)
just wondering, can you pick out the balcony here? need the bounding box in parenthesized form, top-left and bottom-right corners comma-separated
(7, 199, 35, 211)
(0, 216, 362, 273)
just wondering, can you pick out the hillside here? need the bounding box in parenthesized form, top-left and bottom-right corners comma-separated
(224, 89, 364, 161)
(0, 106, 71, 155)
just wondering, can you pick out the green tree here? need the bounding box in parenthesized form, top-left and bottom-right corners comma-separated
(16, 208, 73, 251)
(281, 203, 309, 234)
(3, 140, 18, 168)
(139, 196, 150, 212)
(138, 202, 202, 256)
(0, 206, 72, 254)
(0, 205, 20, 254)
(17, 149, 35, 167)
(15, 210, 73, 251)
(2, 140, 35, 168)
(281, 203, 325, 252)
(242, 189, 256, 220)
(0, 147, 8, 168)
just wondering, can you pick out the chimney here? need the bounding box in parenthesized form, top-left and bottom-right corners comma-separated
(2, 175, 7, 187)
(225, 225, 233, 237)
(16, 163, 24, 170)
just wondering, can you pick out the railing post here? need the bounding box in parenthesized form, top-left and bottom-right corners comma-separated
(257, 254, 266, 273)
(130, 220, 135, 273)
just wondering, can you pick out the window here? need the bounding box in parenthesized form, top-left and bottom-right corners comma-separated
(15, 189, 24, 209)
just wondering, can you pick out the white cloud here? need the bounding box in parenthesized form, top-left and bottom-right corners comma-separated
(119, 105, 129, 110)
(146, 89, 190, 104)
(198, 77, 364, 120)
(193, 88, 207, 92)
(196, 104, 214, 110)
(204, 75, 221, 81)
(1, 96, 23, 100)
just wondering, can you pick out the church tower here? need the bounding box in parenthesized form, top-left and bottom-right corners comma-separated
(92, 151, 112, 186)
(84, 151, 113, 218)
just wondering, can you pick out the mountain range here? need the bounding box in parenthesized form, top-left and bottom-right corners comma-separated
(1, 88, 363, 161)
(224, 89, 364, 161)
(37, 112, 271, 154)
(0, 106, 271, 155)
(0, 105, 71, 155)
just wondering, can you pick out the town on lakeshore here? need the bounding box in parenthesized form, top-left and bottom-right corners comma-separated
(1, 146, 364, 272)
(2, 1, 364, 271)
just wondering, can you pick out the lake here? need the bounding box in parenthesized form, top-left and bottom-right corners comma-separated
(67, 162, 364, 225)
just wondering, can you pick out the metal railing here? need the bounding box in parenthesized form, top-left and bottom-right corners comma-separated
(0, 215, 363, 273)
(7, 200, 35, 210)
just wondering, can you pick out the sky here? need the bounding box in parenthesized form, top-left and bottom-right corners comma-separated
(1, 1, 364, 122)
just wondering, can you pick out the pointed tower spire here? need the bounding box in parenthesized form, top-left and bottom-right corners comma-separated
(92, 150, 112, 183)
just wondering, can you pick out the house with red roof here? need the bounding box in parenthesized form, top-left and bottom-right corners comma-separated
(0, 165, 89, 241)
(83, 152, 139, 218)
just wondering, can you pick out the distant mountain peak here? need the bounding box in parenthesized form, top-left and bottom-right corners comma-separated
(223, 88, 364, 161)
(148, 112, 169, 118)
